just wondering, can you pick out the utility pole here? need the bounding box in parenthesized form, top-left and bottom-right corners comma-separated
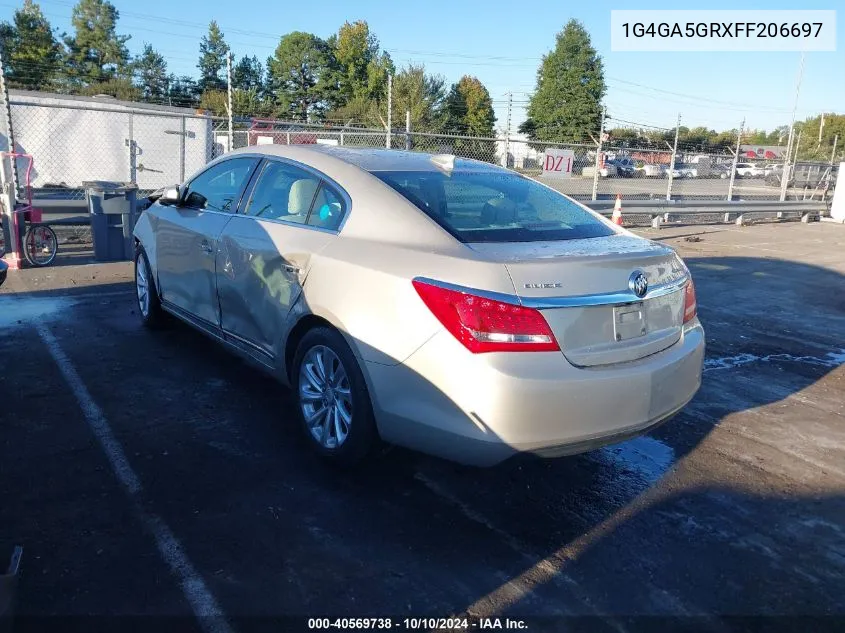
(503, 91, 512, 168)
(818, 112, 825, 146)
(831, 135, 839, 165)
(591, 106, 607, 201)
(727, 118, 744, 201)
(666, 113, 681, 201)
(226, 52, 234, 153)
(386, 73, 392, 149)
(781, 52, 805, 201)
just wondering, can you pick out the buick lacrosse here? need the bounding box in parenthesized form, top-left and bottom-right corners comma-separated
(133, 145, 704, 466)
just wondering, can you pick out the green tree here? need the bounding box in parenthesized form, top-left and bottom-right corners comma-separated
(232, 54, 264, 92)
(792, 113, 845, 161)
(442, 76, 496, 160)
(65, 0, 130, 84)
(168, 74, 199, 107)
(199, 87, 272, 117)
(331, 20, 393, 104)
(391, 64, 446, 133)
(197, 20, 229, 93)
(0, 0, 63, 90)
(134, 43, 168, 102)
(520, 19, 605, 142)
(267, 31, 336, 121)
(78, 76, 140, 100)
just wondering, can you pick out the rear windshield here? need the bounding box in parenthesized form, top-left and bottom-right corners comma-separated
(372, 169, 615, 243)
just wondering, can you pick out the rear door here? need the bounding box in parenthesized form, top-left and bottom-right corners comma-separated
(156, 156, 260, 326)
(216, 159, 345, 360)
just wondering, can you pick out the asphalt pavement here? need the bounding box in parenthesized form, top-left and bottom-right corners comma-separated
(1, 222, 844, 632)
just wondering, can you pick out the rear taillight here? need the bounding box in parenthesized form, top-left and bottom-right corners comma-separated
(683, 279, 697, 323)
(412, 280, 560, 353)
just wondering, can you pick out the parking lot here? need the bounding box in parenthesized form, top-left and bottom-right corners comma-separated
(1, 222, 844, 632)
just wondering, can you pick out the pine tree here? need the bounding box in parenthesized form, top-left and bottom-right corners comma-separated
(135, 43, 168, 102)
(232, 55, 264, 92)
(0, 0, 62, 90)
(520, 20, 606, 143)
(197, 21, 229, 93)
(65, 0, 130, 85)
(267, 32, 336, 121)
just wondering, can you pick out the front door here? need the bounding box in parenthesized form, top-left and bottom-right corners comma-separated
(156, 156, 260, 326)
(216, 159, 345, 359)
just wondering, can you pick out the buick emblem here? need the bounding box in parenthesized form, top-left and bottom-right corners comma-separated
(629, 271, 648, 298)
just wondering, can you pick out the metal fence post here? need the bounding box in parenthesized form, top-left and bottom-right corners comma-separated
(179, 116, 186, 183)
(0, 49, 20, 266)
(405, 110, 411, 151)
(780, 53, 805, 202)
(503, 92, 512, 168)
(666, 114, 681, 201)
(386, 73, 392, 149)
(591, 106, 606, 201)
(727, 118, 744, 201)
(226, 52, 234, 153)
(127, 112, 137, 183)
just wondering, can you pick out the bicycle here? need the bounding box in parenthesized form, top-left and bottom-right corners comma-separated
(0, 152, 58, 267)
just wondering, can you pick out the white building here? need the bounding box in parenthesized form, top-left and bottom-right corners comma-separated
(5, 90, 214, 191)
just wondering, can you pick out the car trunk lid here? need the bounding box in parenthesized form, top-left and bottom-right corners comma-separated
(467, 235, 689, 367)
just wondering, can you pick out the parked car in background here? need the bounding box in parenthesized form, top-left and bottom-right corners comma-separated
(639, 164, 666, 178)
(735, 163, 765, 178)
(765, 162, 837, 189)
(711, 164, 731, 179)
(608, 157, 637, 178)
(133, 145, 704, 467)
(582, 163, 618, 178)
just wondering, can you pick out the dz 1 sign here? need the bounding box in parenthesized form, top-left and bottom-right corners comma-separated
(543, 148, 575, 179)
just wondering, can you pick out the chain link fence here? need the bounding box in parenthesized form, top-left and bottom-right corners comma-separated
(0, 91, 837, 206)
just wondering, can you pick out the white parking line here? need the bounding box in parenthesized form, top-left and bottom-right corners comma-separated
(35, 323, 235, 633)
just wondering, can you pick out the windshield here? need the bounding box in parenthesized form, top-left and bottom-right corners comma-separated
(372, 169, 615, 243)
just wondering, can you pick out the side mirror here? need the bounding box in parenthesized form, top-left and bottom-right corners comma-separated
(158, 187, 181, 206)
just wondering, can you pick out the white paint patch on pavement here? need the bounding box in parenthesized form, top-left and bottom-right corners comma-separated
(35, 323, 235, 633)
(596, 436, 676, 484)
(0, 295, 74, 328)
(704, 349, 845, 372)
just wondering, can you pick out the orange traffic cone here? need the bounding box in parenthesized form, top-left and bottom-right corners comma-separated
(612, 194, 624, 225)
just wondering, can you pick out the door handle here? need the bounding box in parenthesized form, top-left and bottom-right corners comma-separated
(284, 264, 300, 274)
(200, 240, 213, 255)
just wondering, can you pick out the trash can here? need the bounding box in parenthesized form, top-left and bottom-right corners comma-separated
(84, 181, 139, 262)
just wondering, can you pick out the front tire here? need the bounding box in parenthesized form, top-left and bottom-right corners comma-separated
(292, 327, 378, 466)
(135, 245, 165, 328)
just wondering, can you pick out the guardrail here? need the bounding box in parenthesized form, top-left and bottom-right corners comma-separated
(584, 199, 827, 227)
(30, 197, 829, 228)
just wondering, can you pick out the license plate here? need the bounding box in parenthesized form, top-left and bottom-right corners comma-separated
(613, 303, 647, 342)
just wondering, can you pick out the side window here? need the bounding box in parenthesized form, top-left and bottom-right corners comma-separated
(307, 184, 346, 231)
(183, 158, 258, 213)
(244, 161, 321, 223)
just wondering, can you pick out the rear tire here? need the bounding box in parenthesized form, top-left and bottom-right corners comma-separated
(292, 326, 378, 466)
(135, 245, 165, 329)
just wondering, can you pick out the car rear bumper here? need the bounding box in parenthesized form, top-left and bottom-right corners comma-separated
(365, 321, 704, 466)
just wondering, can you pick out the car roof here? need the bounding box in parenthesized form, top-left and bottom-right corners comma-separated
(227, 143, 504, 174)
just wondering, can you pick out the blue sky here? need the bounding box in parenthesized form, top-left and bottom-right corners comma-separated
(4, 0, 842, 133)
